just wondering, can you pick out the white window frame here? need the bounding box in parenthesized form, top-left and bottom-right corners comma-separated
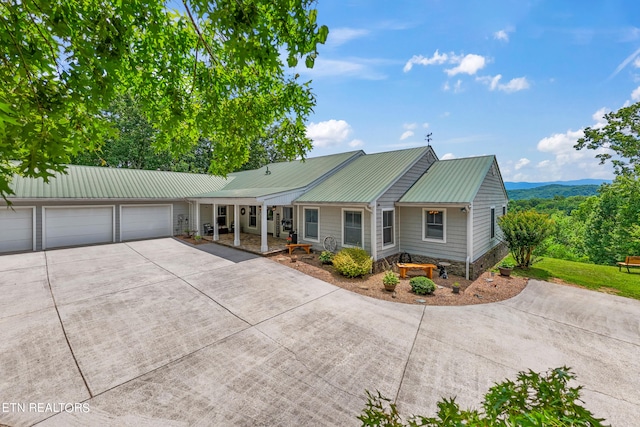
(422, 208, 446, 243)
(490, 206, 496, 240)
(248, 205, 257, 229)
(303, 207, 320, 242)
(382, 208, 395, 248)
(342, 208, 364, 248)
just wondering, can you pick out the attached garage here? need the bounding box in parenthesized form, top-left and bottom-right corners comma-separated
(0, 207, 35, 253)
(120, 205, 172, 241)
(43, 206, 115, 249)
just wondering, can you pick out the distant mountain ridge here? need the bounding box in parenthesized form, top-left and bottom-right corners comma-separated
(507, 184, 601, 200)
(504, 179, 610, 190)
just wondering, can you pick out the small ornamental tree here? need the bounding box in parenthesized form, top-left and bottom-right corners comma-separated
(498, 210, 554, 267)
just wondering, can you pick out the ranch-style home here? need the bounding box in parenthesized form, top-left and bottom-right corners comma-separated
(0, 146, 508, 279)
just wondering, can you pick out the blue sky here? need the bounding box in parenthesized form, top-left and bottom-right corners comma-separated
(297, 0, 640, 182)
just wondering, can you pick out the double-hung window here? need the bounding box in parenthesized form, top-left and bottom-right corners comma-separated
(304, 208, 319, 241)
(343, 209, 363, 247)
(382, 209, 394, 247)
(490, 207, 496, 239)
(423, 209, 445, 242)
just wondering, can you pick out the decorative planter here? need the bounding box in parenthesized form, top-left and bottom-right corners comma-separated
(499, 267, 513, 277)
(452, 286, 460, 294)
(383, 283, 397, 292)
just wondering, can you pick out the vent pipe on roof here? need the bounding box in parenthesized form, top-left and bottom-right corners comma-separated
(265, 166, 271, 175)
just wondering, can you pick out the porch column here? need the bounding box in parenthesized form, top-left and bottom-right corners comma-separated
(234, 204, 240, 246)
(213, 203, 219, 241)
(260, 202, 268, 252)
(194, 201, 200, 235)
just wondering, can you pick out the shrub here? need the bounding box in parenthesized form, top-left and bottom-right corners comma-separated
(498, 210, 554, 267)
(382, 271, 399, 286)
(332, 248, 372, 278)
(409, 276, 436, 295)
(319, 250, 333, 264)
(358, 366, 606, 426)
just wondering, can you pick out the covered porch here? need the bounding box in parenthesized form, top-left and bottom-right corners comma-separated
(204, 232, 289, 256)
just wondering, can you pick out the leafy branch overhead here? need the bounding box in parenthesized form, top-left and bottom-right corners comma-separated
(0, 0, 329, 199)
(575, 102, 640, 177)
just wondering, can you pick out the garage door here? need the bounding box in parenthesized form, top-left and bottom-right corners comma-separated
(121, 205, 172, 241)
(44, 206, 114, 249)
(0, 207, 34, 253)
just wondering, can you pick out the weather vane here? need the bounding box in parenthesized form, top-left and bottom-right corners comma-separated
(425, 132, 432, 146)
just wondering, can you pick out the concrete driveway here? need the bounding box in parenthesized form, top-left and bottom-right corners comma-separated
(1, 238, 638, 426)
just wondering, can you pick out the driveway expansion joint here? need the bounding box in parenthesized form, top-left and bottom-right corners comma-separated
(44, 252, 93, 398)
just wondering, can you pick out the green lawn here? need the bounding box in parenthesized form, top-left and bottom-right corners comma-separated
(509, 257, 640, 300)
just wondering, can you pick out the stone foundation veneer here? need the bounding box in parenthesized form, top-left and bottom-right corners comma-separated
(374, 242, 509, 280)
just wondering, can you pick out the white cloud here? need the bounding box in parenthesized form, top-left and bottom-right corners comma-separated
(500, 77, 530, 93)
(445, 54, 487, 76)
(306, 120, 352, 148)
(608, 46, 640, 80)
(632, 86, 640, 101)
(453, 79, 463, 92)
(441, 153, 456, 160)
(635, 57, 640, 68)
(403, 123, 417, 130)
(443, 81, 450, 91)
(592, 107, 609, 129)
(348, 139, 364, 147)
(403, 50, 448, 72)
(400, 130, 414, 140)
(531, 108, 617, 180)
(514, 158, 530, 170)
(326, 28, 369, 47)
(477, 74, 530, 93)
(494, 30, 509, 41)
(422, 122, 430, 129)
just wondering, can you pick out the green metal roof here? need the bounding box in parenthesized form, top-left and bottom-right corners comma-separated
(399, 155, 497, 204)
(9, 165, 230, 199)
(196, 151, 363, 198)
(295, 146, 431, 204)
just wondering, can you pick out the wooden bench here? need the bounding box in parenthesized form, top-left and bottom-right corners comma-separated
(397, 263, 437, 279)
(617, 256, 640, 273)
(286, 243, 313, 255)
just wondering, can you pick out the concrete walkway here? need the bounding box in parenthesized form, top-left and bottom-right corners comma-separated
(0, 238, 638, 426)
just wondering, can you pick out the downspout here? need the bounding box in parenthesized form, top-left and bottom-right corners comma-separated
(366, 203, 377, 261)
(466, 204, 473, 280)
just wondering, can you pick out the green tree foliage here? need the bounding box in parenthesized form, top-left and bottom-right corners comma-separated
(575, 102, 640, 177)
(498, 210, 554, 267)
(0, 0, 329, 199)
(582, 179, 640, 264)
(509, 195, 590, 215)
(358, 367, 607, 427)
(507, 184, 600, 201)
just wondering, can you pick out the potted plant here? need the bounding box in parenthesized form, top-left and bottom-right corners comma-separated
(452, 282, 460, 294)
(319, 250, 333, 265)
(498, 261, 515, 277)
(382, 270, 399, 292)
